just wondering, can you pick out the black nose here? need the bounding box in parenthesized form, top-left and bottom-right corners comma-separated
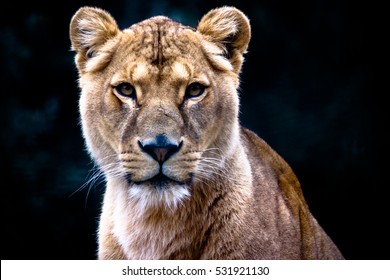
(138, 134, 182, 164)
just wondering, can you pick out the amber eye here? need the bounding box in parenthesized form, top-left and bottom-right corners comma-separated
(115, 82, 136, 98)
(185, 83, 206, 99)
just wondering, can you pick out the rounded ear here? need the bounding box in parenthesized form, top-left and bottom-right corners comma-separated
(197, 6, 251, 74)
(70, 7, 119, 71)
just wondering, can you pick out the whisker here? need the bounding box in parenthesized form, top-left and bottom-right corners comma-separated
(69, 153, 125, 207)
(196, 155, 237, 184)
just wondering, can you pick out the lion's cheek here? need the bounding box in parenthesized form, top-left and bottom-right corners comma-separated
(187, 93, 235, 150)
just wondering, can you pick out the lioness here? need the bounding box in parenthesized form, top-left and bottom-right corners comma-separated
(70, 6, 344, 259)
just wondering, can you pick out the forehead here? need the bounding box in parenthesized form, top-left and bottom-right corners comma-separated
(109, 17, 210, 84)
(119, 17, 201, 67)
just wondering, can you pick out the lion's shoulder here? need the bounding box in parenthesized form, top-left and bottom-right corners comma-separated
(240, 127, 308, 209)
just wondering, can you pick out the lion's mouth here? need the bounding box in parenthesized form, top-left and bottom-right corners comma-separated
(126, 172, 185, 189)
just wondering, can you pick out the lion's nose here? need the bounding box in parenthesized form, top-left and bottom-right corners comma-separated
(138, 134, 182, 164)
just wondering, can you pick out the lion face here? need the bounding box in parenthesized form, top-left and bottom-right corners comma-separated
(70, 7, 251, 207)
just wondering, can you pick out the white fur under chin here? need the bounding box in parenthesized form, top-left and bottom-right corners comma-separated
(128, 184, 191, 213)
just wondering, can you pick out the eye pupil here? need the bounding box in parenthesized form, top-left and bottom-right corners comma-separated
(115, 82, 135, 98)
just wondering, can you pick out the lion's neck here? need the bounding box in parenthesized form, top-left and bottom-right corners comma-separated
(100, 141, 253, 259)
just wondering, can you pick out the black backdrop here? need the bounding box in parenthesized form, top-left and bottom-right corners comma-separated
(1, 0, 387, 260)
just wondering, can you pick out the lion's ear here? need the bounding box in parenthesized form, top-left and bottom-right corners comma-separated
(197, 6, 251, 74)
(70, 7, 119, 72)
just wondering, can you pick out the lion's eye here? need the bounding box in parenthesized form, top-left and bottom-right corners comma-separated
(185, 83, 206, 99)
(115, 82, 136, 98)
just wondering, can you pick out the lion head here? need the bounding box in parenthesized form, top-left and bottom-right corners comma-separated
(70, 6, 251, 208)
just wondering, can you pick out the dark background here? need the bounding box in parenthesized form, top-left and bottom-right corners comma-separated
(1, 0, 387, 260)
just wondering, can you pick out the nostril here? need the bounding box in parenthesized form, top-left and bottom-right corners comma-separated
(138, 137, 182, 164)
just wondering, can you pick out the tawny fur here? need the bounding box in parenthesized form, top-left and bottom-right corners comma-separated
(70, 6, 344, 259)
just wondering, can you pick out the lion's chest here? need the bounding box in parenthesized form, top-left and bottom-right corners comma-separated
(111, 199, 204, 259)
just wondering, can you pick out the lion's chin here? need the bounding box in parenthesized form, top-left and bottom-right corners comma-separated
(126, 174, 191, 211)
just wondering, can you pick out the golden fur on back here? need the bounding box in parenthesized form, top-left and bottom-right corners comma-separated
(70, 6, 344, 259)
